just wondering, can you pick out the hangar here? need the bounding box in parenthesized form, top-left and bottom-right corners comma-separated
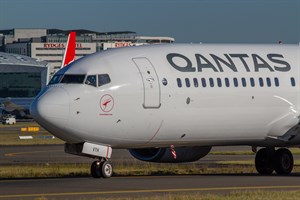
(0, 52, 50, 117)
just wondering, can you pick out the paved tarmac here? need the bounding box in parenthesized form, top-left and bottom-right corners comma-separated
(0, 174, 300, 199)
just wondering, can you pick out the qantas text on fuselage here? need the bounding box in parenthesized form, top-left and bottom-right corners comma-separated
(167, 53, 291, 73)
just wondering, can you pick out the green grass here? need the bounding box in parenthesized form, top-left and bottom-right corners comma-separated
(0, 162, 299, 179)
(33, 190, 300, 200)
(0, 121, 38, 128)
(0, 132, 64, 145)
(211, 148, 300, 155)
(0, 122, 64, 145)
(217, 159, 300, 166)
(93, 191, 300, 200)
(210, 151, 255, 155)
(0, 163, 89, 178)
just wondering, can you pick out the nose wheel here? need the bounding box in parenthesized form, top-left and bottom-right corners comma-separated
(91, 160, 113, 178)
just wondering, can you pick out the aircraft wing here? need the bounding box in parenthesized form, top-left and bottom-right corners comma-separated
(2, 100, 24, 112)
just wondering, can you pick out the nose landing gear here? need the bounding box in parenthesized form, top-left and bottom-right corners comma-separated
(255, 147, 294, 175)
(65, 142, 114, 179)
(91, 160, 113, 178)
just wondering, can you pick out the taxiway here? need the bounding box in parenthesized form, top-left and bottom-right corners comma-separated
(0, 174, 299, 199)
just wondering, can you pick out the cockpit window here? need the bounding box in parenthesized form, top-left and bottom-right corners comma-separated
(61, 75, 85, 84)
(48, 74, 63, 85)
(85, 75, 97, 87)
(98, 74, 111, 86)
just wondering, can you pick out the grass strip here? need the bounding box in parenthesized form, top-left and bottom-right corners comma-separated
(99, 190, 300, 200)
(0, 131, 64, 146)
(0, 163, 299, 179)
(217, 159, 300, 166)
(0, 132, 64, 145)
(33, 190, 300, 200)
(0, 164, 89, 178)
(210, 151, 255, 155)
(211, 148, 300, 155)
(0, 122, 64, 145)
(0, 122, 38, 128)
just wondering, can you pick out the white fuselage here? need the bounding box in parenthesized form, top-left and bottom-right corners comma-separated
(31, 44, 300, 148)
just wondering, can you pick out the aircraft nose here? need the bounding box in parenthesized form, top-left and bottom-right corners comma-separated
(30, 87, 70, 131)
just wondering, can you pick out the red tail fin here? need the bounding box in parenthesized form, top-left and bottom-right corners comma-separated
(61, 31, 76, 68)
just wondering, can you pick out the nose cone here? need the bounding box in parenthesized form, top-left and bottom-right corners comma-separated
(30, 87, 70, 135)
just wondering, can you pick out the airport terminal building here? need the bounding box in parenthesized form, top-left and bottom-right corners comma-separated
(0, 52, 50, 115)
(6, 41, 96, 76)
(1, 29, 175, 76)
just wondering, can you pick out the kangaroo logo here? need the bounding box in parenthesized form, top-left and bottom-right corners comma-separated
(100, 94, 114, 113)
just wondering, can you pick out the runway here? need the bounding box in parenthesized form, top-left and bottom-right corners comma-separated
(0, 175, 300, 199)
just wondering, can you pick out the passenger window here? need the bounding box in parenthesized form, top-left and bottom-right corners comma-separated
(193, 78, 199, 87)
(162, 78, 168, 86)
(233, 78, 238, 87)
(98, 74, 111, 86)
(259, 77, 264, 87)
(291, 77, 296, 87)
(201, 78, 207, 88)
(61, 74, 85, 84)
(224, 78, 230, 87)
(217, 78, 222, 87)
(266, 77, 271, 87)
(85, 75, 97, 87)
(185, 78, 190, 87)
(250, 78, 255, 87)
(177, 78, 182, 88)
(241, 78, 246, 87)
(209, 78, 214, 87)
(274, 77, 279, 87)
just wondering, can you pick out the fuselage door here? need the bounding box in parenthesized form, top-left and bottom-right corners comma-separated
(133, 57, 161, 108)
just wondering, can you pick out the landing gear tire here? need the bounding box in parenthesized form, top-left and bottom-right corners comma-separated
(274, 148, 293, 175)
(91, 161, 102, 178)
(100, 161, 113, 178)
(91, 160, 113, 178)
(255, 148, 274, 175)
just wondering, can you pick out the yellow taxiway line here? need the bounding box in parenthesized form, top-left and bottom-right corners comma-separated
(4, 150, 61, 157)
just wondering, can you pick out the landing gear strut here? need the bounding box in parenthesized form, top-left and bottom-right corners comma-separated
(64, 142, 113, 178)
(255, 148, 293, 175)
(91, 160, 113, 178)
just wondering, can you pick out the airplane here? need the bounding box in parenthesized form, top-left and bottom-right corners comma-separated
(30, 40, 300, 178)
(1, 98, 31, 118)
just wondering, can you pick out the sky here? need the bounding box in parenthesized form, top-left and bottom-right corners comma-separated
(0, 0, 299, 43)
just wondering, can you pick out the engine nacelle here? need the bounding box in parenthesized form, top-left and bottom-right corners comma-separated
(128, 146, 211, 163)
